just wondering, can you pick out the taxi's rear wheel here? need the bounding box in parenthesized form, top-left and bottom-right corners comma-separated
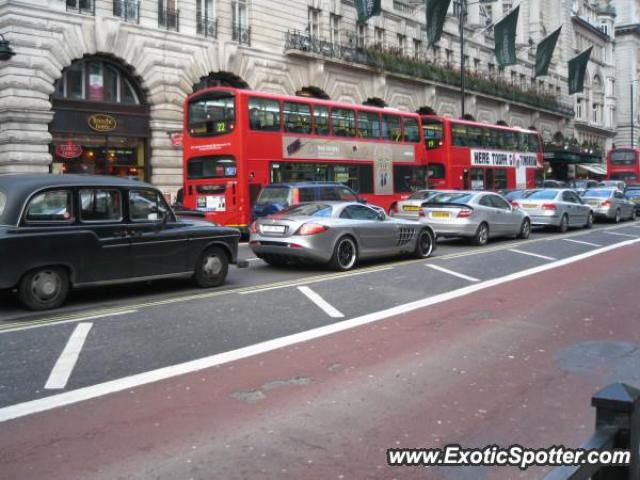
(413, 229, 435, 258)
(194, 246, 228, 288)
(329, 236, 357, 271)
(472, 223, 489, 246)
(18, 267, 69, 311)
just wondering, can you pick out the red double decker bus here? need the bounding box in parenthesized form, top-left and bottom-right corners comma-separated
(607, 148, 640, 183)
(421, 116, 543, 191)
(181, 87, 428, 230)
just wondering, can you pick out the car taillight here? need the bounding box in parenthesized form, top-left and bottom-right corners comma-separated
(511, 201, 520, 209)
(249, 222, 257, 234)
(601, 200, 611, 207)
(392, 203, 399, 213)
(457, 208, 473, 218)
(418, 209, 426, 217)
(542, 203, 557, 210)
(297, 223, 329, 236)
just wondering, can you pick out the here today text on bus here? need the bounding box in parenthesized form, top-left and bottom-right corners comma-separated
(181, 87, 544, 229)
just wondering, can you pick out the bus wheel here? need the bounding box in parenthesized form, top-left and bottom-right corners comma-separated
(472, 223, 489, 246)
(194, 247, 228, 288)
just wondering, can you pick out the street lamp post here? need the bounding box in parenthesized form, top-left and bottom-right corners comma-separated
(459, 0, 497, 119)
(631, 79, 639, 149)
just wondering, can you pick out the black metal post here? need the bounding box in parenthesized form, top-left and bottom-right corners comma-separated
(459, 0, 465, 118)
(631, 82, 635, 149)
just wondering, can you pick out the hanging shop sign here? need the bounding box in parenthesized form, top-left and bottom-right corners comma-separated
(88, 114, 117, 132)
(55, 141, 83, 159)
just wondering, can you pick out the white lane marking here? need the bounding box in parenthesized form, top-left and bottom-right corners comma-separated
(0, 310, 137, 335)
(297, 286, 344, 318)
(240, 266, 394, 294)
(603, 231, 639, 238)
(244, 258, 262, 262)
(44, 323, 93, 390)
(508, 249, 557, 261)
(426, 264, 480, 282)
(562, 238, 603, 247)
(1, 238, 639, 423)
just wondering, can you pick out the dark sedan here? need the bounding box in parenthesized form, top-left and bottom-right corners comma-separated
(0, 174, 241, 310)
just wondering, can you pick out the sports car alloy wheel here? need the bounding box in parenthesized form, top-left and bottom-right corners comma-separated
(331, 237, 357, 271)
(414, 229, 434, 258)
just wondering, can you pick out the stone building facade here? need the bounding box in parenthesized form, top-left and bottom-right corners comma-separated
(0, 0, 618, 195)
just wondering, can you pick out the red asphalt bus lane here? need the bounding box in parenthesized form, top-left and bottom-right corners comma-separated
(0, 244, 639, 480)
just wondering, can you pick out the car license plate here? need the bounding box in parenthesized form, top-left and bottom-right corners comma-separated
(431, 211, 451, 219)
(522, 203, 537, 209)
(261, 225, 286, 234)
(403, 205, 419, 212)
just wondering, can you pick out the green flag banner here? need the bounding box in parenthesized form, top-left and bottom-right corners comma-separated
(568, 46, 593, 94)
(355, 0, 381, 23)
(535, 27, 562, 78)
(494, 6, 520, 67)
(426, 0, 452, 47)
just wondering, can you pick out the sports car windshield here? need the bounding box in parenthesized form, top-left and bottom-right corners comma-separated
(281, 203, 333, 217)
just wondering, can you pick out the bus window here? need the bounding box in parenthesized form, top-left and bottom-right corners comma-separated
(486, 168, 494, 189)
(382, 115, 402, 141)
(248, 97, 281, 131)
(393, 165, 428, 192)
(188, 92, 235, 137)
(187, 156, 237, 179)
(402, 117, 421, 143)
(422, 119, 443, 149)
(502, 131, 518, 150)
(495, 169, 508, 189)
(357, 111, 381, 139)
(283, 102, 312, 134)
(610, 150, 636, 165)
(427, 163, 445, 180)
(452, 124, 468, 147)
(467, 126, 483, 147)
(470, 168, 485, 190)
(314, 105, 330, 135)
(332, 108, 356, 137)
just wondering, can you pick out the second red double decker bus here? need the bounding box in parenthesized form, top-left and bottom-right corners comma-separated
(181, 87, 428, 230)
(607, 148, 640, 183)
(421, 116, 543, 191)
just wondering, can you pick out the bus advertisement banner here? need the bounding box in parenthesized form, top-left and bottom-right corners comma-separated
(282, 136, 416, 164)
(470, 150, 540, 169)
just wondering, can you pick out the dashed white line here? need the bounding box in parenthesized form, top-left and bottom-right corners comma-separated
(44, 323, 93, 390)
(603, 231, 639, 238)
(508, 249, 557, 261)
(0, 238, 638, 423)
(297, 286, 344, 318)
(426, 264, 480, 282)
(562, 238, 603, 247)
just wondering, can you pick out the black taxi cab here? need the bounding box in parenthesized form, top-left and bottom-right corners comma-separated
(0, 174, 241, 310)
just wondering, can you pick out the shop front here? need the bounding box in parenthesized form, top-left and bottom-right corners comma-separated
(49, 56, 150, 181)
(542, 147, 605, 182)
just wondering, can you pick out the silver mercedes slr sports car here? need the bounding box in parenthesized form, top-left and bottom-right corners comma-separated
(249, 202, 436, 271)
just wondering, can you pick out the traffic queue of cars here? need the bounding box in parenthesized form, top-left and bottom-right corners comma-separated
(1, 174, 637, 311)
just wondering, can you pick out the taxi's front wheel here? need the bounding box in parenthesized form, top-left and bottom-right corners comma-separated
(18, 267, 69, 311)
(194, 247, 229, 288)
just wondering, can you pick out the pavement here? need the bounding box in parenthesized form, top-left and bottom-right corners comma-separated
(0, 221, 640, 479)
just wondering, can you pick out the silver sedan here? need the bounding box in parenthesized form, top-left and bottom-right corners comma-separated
(514, 189, 593, 232)
(581, 188, 636, 222)
(389, 189, 452, 220)
(249, 202, 436, 271)
(418, 191, 531, 246)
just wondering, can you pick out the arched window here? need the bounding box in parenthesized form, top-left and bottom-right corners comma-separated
(54, 57, 143, 105)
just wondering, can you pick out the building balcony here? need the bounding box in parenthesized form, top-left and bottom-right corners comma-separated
(66, 0, 94, 15)
(159, 8, 180, 32)
(113, 0, 140, 23)
(284, 31, 575, 118)
(232, 25, 251, 46)
(197, 15, 218, 38)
